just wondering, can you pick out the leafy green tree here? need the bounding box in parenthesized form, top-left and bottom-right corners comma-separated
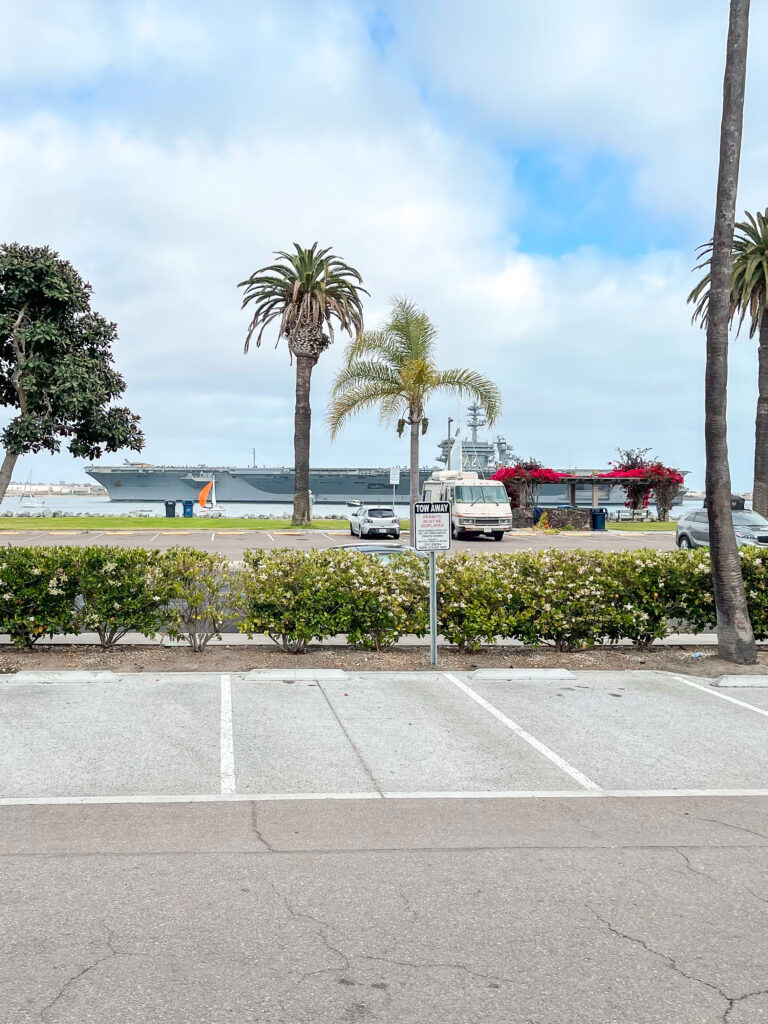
(328, 297, 501, 511)
(690, 208, 768, 515)
(238, 243, 367, 526)
(0, 243, 143, 502)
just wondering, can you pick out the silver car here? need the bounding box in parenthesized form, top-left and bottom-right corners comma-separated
(348, 505, 401, 539)
(676, 508, 768, 549)
(330, 543, 426, 564)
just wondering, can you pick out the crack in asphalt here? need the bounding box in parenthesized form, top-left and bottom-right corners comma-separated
(267, 881, 511, 990)
(39, 930, 119, 1021)
(673, 847, 720, 885)
(747, 887, 768, 908)
(267, 881, 351, 980)
(250, 802, 276, 852)
(362, 953, 514, 986)
(315, 682, 383, 795)
(691, 816, 768, 842)
(589, 906, 768, 1023)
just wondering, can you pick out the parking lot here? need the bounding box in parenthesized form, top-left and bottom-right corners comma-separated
(2, 668, 768, 1023)
(2, 668, 768, 799)
(0, 526, 676, 555)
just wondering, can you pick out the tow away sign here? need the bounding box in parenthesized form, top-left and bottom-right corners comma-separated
(413, 501, 451, 551)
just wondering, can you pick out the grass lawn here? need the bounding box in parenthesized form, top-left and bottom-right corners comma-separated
(607, 521, 676, 531)
(0, 517, 372, 531)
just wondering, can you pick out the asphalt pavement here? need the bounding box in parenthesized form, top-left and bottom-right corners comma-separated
(1, 668, 767, 1022)
(0, 527, 676, 555)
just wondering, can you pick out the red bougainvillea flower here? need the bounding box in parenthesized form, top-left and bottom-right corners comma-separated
(491, 466, 565, 483)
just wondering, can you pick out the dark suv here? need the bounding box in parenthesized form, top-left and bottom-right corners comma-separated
(676, 509, 768, 549)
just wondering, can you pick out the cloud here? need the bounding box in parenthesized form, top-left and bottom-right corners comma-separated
(386, 0, 768, 226)
(1, 0, 766, 494)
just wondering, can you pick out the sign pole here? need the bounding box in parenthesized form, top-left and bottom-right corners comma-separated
(429, 550, 438, 666)
(412, 501, 451, 670)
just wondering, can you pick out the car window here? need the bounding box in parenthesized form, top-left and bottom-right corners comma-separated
(733, 511, 768, 527)
(367, 508, 395, 518)
(455, 484, 508, 503)
(693, 510, 709, 523)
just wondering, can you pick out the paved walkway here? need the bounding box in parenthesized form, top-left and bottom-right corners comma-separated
(2, 669, 766, 1022)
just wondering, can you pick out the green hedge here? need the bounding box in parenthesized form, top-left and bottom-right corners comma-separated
(1, 544, 767, 651)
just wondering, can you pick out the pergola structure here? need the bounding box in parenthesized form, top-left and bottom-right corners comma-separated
(558, 473, 639, 508)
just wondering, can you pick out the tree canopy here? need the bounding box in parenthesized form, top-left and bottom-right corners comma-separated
(0, 243, 143, 468)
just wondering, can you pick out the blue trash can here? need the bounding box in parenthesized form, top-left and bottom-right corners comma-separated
(182, 499, 195, 519)
(591, 507, 608, 531)
(164, 500, 176, 518)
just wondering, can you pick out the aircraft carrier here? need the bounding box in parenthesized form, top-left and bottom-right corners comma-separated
(85, 405, 685, 506)
(85, 463, 434, 504)
(85, 406, 511, 504)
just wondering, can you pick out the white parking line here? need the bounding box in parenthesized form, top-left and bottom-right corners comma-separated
(442, 672, 601, 791)
(220, 674, 236, 794)
(672, 674, 768, 719)
(2, 788, 768, 806)
(149, 533, 160, 542)
(266, 533, 275, 543)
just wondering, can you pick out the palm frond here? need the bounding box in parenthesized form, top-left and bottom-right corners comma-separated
(433, 368, 502, 425)
(238, 242, 368, 354)
(689, 208, 768, 334)
(327, 376, 403, 438)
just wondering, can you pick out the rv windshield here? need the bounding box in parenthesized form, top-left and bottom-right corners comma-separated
(455, 484, 508, 504)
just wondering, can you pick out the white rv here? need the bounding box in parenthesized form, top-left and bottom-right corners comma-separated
(421, 471, 512, 540)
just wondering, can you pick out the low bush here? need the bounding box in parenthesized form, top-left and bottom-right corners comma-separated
(161, 548, 241, 652)
(336, 549, 429, 650)
(239, 549, 348, 652)
(437, 552, 512, 650)
(76, 547, 174, 648)
(507, 550, 616, 651)
(2, 542, 768, 651)
(0, 546, 81, 647)
(239, 548, 429, 651)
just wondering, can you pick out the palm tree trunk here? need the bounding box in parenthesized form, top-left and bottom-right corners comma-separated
(0, 450, 18, 505)
(409, 416, 420, 521)
(705, 0, 755, 663)
(292, 354, 315, 526)
(752, 311, 768, 517)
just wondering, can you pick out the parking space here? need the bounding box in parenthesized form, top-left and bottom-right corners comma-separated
(2, 668, 768, 802)
(0, 673, 221, 797)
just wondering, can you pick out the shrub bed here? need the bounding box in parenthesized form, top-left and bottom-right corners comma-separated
(1, 544, 767, 650)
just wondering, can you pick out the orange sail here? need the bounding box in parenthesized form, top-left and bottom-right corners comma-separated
(198, 481, 213, 507)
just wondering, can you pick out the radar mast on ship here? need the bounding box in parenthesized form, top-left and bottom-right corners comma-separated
(436, 404, 511, 473)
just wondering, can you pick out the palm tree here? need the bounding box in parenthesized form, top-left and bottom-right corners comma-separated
(697, 0, 756, 663)
(327, 297, 501, 514)
(689, 209, 768, 515)
(238, 243, 367, 526)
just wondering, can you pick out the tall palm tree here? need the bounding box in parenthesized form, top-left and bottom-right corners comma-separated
(328, 297, 501, 513)
(239, 243, 367, 526)
(697, 0, 755, 663)
(689, 209, 768, 515)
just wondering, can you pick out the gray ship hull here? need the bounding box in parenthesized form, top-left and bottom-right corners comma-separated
(86, 465, 430, 504)
(86, 464, 687, 507)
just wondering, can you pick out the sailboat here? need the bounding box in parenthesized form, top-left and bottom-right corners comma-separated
(19, 473, 47, 508)
(19, 473, 50, 514)
(196, 475, 226, 518)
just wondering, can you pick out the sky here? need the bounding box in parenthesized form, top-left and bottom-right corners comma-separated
(2, 0, 768, 491)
